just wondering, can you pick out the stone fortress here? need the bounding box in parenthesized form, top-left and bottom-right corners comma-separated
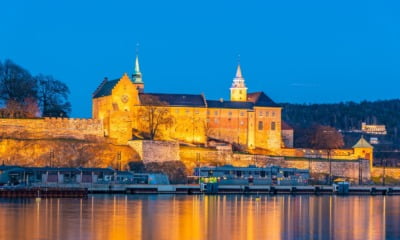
(92, 56, 282, 153)
(1, 55, 399, 182)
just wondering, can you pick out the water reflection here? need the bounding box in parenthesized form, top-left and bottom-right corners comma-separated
(0, 195, 399, 240)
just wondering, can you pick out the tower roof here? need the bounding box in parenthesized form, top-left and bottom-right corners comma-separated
(352, 136, 373, 149)
(236, 64, 242, 78)
(231, 64, 246, 89)
(132, 55, 143, 83)
(135, 55, 141, 73)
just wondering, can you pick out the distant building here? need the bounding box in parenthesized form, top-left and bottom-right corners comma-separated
(361, 122, 387, 135)
(369, 137, 379, 145)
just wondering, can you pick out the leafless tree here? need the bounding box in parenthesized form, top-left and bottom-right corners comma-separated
(137, 95, 174, 140)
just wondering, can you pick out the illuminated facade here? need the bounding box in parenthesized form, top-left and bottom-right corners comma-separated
(361, 122, 387, 135)
(92, 57, 282, 152)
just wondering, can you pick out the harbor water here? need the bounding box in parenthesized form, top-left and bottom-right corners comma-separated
(1, 194, 399, 240)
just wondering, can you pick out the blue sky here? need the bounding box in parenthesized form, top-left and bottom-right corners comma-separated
(1, 0, 400, 117)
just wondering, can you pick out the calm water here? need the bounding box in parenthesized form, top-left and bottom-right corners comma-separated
(0, 194, 400, 240)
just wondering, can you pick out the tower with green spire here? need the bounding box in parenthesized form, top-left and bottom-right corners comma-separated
(132, 55, 144, 93)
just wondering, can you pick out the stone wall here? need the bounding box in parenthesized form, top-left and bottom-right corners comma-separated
(0, 118, 103, 140)
(0, 138, 139, 168)
(128, 140, 180, 163)
(371, 167, 400, 180)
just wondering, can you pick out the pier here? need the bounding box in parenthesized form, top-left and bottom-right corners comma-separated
(0, 187, 88, 198)
(87, 184, 400, 195)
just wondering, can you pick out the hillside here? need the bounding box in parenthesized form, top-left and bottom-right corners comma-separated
(281, 99, 400, 150)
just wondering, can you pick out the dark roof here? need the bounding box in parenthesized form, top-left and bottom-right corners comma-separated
(281, 121, 293, 130)
(139, 93, 206, 107)
(93, 79, 119, 98)
(247, 92, 279, 107)
(206, 100, 254, 109)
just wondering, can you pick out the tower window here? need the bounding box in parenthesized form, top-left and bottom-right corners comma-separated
(228, 111, 232, 116)
(258, 121, 263, 130)
(272, 111, 275, 117)
(259, 111, 263, 117)
(271, 122, 276, 130)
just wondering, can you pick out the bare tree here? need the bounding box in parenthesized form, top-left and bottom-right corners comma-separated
(36, 74, 71, 117)
(310, 125, 344, 156)
(137, 95, 174, 140)
(0, 60, 37, 104)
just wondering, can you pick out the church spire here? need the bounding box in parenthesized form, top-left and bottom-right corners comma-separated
(135, 55, 141, 74)
(132, 52, 144, 93)
(132, 55, 143, 84)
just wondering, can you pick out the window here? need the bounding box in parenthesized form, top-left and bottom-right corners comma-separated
(271, 121, 276, 130)
(175, 109, 179, 114)
(272, 111, 275, 117)
(195, 110, 199, 114)
(185, 109, 190, 114)
(240, 111, 244, 117)
(259, 111, 263, 117)
(214, 111, 218, 116)
(266, 111, 269, 117)
(240, 120, 244, 125)
(228, 111, 232, 116)
(258, 121, 263, 130)
(214, 119, 219, 123)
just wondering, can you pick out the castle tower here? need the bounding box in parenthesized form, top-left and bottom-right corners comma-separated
(230, 64, 247, 101)
(132, 55, 144, 93)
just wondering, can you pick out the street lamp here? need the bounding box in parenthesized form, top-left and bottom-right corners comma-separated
(383, 158, 387, 186)
(358, 158, 362, 185)
(49, 150, 54, 167)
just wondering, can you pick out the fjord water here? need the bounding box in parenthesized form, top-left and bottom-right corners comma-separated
(0, 195, 399, 240)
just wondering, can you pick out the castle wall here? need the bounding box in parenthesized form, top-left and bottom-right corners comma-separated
(207, 108, 249, 145)
(168, 107, 207, 144)
(128, 140, 180, 163)
(0, 118, 103, 140)
(254, 107, 281, 152)
(371, 167, 400, 180)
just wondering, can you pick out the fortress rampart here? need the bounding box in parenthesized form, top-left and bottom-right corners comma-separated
(0, 117, 104, 140)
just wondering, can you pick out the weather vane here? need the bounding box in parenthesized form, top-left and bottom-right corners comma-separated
(136, 42, 140, 55)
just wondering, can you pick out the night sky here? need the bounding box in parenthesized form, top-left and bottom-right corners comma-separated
(1, 0, 400, 117)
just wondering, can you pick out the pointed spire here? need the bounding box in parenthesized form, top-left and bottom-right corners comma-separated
(235, 64, 242, 78)
(132, 54, 143, 84)
(135, 55, 141, 74)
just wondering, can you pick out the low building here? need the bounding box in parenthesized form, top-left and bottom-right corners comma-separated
(361, 122, 387, 135)
(194, 164, 309, 185)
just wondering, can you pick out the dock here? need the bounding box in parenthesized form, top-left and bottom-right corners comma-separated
(0, 187, 88, 198)
(1, 185, 400, 197)
(86, 184, 400, 196)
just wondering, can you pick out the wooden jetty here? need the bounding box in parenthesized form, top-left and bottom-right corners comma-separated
(1, 185, 400, 197)
(87, 184, 400, 196)
(0, 187, 88, 198)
